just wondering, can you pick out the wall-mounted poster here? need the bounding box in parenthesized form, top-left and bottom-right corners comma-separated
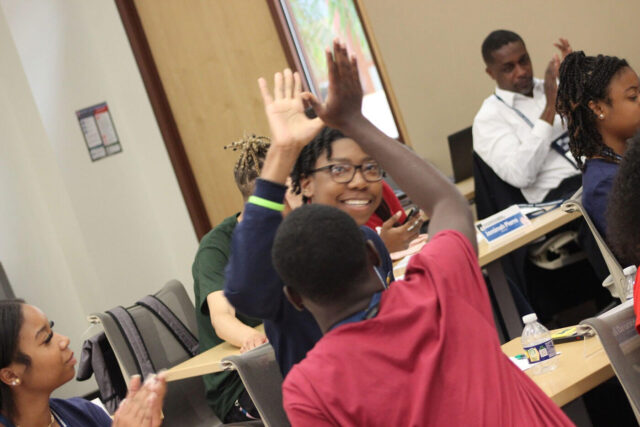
(76, 102, 122, 161)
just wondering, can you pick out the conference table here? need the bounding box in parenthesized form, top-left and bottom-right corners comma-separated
(395, 205, 581, 341)
(478, 207, 581, 341)
(501, 333, 613, 407)
(168, 323, 613, 410)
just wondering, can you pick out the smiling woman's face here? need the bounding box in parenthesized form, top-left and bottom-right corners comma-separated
(10, 305, 76, 394)
(301, 138, 383, 226)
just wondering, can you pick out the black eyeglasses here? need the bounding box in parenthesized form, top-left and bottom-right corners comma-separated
(309, 161, 384, 184)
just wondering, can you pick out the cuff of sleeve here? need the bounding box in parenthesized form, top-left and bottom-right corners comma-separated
(253, 178, 287, 204)
(531, 119, 554, 141)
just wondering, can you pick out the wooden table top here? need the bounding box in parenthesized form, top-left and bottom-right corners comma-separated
(455, 177, 475, 201)
(165, 324, 264, 382)
(477, 208, 580, 267)
(501, 333, 613, 407)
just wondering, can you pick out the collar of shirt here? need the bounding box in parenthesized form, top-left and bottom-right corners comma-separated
(494, 78, 544, 107)
(329, 291, 382, 332)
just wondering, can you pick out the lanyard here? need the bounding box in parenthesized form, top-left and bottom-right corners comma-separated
(494, 93, 535, 127)
(329, 291, 382, 331)
(494, 93, 579, 170)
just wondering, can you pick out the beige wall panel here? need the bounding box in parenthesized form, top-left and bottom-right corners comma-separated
(134, 0, 289, 224)
(360, 0, 640, 176)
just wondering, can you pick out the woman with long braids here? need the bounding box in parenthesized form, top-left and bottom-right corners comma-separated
(556, 51, 640, 236)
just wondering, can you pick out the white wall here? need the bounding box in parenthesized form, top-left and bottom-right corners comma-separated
(0, 0, 198, 398)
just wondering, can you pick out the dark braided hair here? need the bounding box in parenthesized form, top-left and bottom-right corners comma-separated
(290, 127, 345, 203)
(0, 299, 30, 422)
(607, 140, 640, 266)
(224, 134, 270, 200)
(556, 51, 629, 169)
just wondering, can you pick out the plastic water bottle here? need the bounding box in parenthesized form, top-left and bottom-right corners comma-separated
(521, 313, 557, 375)
(623, 265, 637, 300)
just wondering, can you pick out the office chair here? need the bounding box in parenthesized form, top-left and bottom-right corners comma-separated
(89, 280, 226, 426)
(562, 198, 627, 301)
(581, 300, 640, 423)
(222, 343, 290, 427)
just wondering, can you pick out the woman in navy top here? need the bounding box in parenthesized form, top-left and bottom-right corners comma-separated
(0, 300, 166, 427)
(556, 51, 640, 237)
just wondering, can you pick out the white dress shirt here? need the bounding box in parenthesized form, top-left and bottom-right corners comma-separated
(472, 78, 579, 203)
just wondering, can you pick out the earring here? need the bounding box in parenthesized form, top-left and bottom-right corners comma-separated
(599, 114, 605, 119)
(11, 379, 20, 386)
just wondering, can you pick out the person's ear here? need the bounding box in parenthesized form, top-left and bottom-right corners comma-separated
(283, 286, 305, 311)
(0, 367, 21, 387)
(365, 240, 381, 267)
(485, 64, 497, 81)
(588, 100, 607, 121)
(300, 175, 314, 200)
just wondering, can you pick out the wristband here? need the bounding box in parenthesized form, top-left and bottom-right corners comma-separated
(248, 195, 284, 212)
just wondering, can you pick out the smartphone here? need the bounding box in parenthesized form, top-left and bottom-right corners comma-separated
(404, 207, 418, 224)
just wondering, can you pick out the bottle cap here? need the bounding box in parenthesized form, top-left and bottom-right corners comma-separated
(522, 313, 537, 323)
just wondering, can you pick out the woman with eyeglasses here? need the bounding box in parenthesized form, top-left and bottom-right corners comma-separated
(224, 51, 398, 376)
(0, 299, 166, 427)
(289, 127, 423, 253)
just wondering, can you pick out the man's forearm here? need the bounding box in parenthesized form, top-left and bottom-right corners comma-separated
(338, 115, 475, 251)
(211, 312, 260, 348)
(540, 104, 555, 126)
(261, 145, 302, 184)
(339, 116, 465, 217)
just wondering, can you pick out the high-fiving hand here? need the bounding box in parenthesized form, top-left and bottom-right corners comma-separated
(258, 69, 323, 152)
(302, 40, 364, 130)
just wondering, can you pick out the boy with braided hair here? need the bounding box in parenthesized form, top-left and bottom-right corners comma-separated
(556, 51, 640, 237)
(192, 134, 270, 423)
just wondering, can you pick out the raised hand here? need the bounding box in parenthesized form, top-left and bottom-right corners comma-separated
(302, 40, 364, 129)
(258, 68, 323, 151)
(553, 37, 572, 61)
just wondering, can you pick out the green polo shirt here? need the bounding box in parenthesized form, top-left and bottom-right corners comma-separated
(192, 214, 261, 419)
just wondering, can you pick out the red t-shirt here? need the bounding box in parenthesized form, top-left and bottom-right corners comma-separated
(365, 181, 407, 229)
(283, 231, 573, 426)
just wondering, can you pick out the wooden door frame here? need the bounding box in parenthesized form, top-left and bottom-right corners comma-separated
(115, 0, 211, 240)
(266, 0, 410, 145)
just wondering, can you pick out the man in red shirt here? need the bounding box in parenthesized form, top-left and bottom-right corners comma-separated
(262, 40, 573, 426)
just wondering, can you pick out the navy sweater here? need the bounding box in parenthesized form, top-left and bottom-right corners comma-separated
(224, 179, 394, 375)
(582, 158, 618, 238)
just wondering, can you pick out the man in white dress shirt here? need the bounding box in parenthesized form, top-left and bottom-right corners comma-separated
(473, 30, 580, 203)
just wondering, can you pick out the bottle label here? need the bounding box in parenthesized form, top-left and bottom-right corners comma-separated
(523, 339, 556, 364)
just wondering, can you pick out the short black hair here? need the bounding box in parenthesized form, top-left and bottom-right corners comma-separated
(607, 140, 640, 265)
(0, 299, 29, 422)
(481, 30, 524, 64)
(556, 51, 629, 169)
(290, 127, 346, 203)
(272, 204, 368, 304)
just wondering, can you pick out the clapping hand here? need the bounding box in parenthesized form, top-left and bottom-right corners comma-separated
(113, 372, 167, 427)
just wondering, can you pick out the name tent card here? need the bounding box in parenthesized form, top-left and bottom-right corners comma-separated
(476, 205, 531, 243)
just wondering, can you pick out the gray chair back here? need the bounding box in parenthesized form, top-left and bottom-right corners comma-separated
(223, 343, 290, 427)
(581, 300, 640, 423)
(92, 280, 224, 426)
(561, 197, 627, 300)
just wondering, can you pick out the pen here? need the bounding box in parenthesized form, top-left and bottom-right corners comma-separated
(514, 354, 527, 360)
